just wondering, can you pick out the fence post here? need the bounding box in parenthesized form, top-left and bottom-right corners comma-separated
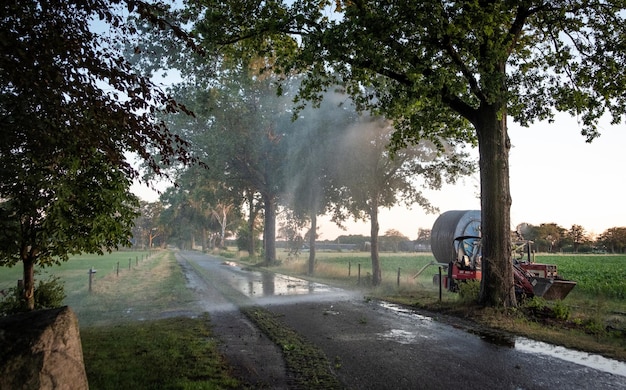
(348, 262, 351, 276)
(88, 267, 97, 292)
(397, 267, 401, 287)
(358, 263, 361, 285)
(116, 261, 119, 277)
(128, 258, 131, 270)
(438, 266, 443, 302)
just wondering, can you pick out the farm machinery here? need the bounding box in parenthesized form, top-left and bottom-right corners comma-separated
(430, 210, 576, 300)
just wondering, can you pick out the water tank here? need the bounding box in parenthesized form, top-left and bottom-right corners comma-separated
(430, 210, 481, 263)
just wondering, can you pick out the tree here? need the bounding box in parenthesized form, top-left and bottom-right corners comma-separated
(162, 61, 295, 264)
(382, 229, 409, 253)
(536, 223, 565, 253)
(597, 227, 626, 253)
(567, 224, 588, 253)
(330, 116, 472, 285)
(282, 89, 360, 274)
(133, 201, 166, 249)
(0, 0, 193, 309)
(193, 0, 626, 307)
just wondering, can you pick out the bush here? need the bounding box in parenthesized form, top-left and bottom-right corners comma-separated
(0, 274, 66, 316)
(457, 280, 480, 304)
(552, 300, 571, 320)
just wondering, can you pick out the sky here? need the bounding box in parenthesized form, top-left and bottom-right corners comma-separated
(131, 111, 626, 241)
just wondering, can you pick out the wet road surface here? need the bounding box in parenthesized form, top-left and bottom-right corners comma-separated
(177, 250, 626, 389)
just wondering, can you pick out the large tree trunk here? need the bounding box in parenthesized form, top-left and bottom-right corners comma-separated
(22, 256, 35, 310)
(476, 103, 515, 307)
(308, 213, 317, 275)
(370, 200, 382, 286)
(263, 194, 277, 265)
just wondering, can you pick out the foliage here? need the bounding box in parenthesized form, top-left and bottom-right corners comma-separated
(596, 227, 626, 253)
(457, 280, 481, 304)
(0, 274, 66, 316)
(133, 201, 166, 249)
(0, 0, 194, 309)
(335, 235, 369, 246)
(189, 0, 626, 307)
(552, 300, 571, 321)
(380, 229, 409, 253)
(328, 116, 474, 285)
(236, 226, 262, 254)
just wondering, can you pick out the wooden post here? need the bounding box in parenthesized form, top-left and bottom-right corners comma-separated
(128, 258, 131, 270)
(438, 266, 443, 302)
(88, 268, 97, 292)
(397, 267, 401, 287)
(358, 263, 361, 285)
(348, 262, 351, 276)
(116, 261, 119, 277)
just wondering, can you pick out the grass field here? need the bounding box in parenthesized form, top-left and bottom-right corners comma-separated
(0, 250, 240, 389)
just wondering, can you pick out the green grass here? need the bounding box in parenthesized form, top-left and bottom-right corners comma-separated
(0, 250, 240, 389)
(0, 250, 152, 297)
(81, 315, 239, 390)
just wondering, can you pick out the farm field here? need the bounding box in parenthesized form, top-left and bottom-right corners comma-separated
(271, 250, 626, 313)
(535, 254, 626, 299)
(296, 252, 626, 301)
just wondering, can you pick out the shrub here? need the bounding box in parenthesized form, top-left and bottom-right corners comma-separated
(552, 300, 571, 321)
(0, 274, 66, 316)
(457, 280, 480, 304)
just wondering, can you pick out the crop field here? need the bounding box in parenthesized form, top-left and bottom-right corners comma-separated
(534, 254, 626, 299)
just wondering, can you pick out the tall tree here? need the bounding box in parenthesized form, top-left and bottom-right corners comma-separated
(597, 227, 626, 254)
(283, 89, 359, 274)
(0, 0, 193, 309)
(331, 116, 473, 285)
(192, 0, 626, 306)
(164, 62, 294, 264)
(567, 224, 587, 253)
(133, 201, 167, 249)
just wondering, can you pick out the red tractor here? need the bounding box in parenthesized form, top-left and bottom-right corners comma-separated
(430, 210, 576, 300)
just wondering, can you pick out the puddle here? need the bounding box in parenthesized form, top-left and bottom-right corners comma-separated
(378, 301, 434, 322)
(221, 263, 341, 298)
(378, 301, 626, 377)
(378, 328, 429, 344)
(515, 337, 626, 377)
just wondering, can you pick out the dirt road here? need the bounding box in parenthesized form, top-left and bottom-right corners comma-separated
(176, 250, 626, 389)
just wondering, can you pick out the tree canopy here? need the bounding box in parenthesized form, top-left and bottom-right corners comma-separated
(190, 0, 626, 306)
(0, 0, 193, 309)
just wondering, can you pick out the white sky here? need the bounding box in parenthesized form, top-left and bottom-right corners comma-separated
(132, 113, 626, 241)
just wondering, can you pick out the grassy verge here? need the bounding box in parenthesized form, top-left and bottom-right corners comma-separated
(81, 315, 239, 389)
(66, 251, 196, 327)
(237, 249, 626, 362)
(20, 250, 243, 389)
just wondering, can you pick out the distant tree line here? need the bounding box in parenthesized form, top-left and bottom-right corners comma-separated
(517, 223, 626, 254)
